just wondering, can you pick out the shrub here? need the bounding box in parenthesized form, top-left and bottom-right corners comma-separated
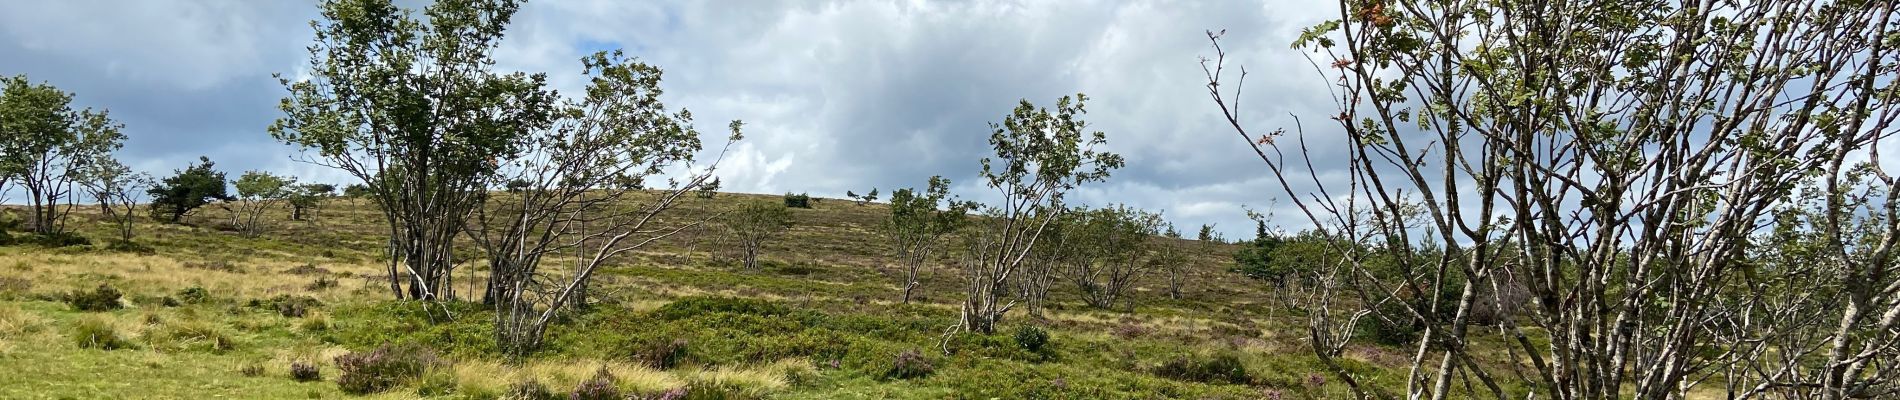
(1153, 353, 1250, 384)
(104, 239, 154, 254)
(147, 320, 236, 352)
(65, 284, 124, 311)
(1013, 325, 1050, 354)
(290, 361, 322, 382)
(251, 294, 322, 318)
(632, 338, 690, 370)
(782, 192, 811, 208)
(176, 286, 209, 304)
(239, 363, 266, 377)
(71, 318, 134, 350)
(653, 297, 788, 321)
(334, 344, 438, 394)
(21, 231, 90, 247)
(570, 368, 622, 400)
(886, 349, 934, 380)
(506, 378, 558, 400)
(306, 276, 339, 291)
(1358, 299, 1422, 346)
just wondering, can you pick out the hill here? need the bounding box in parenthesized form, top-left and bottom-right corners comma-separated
(0, 192, 1391, 399)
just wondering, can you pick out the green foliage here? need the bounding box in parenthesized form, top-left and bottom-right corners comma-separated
(148, 156, 231, 223)
(725, 201, 795, 270)
(174, 286, 210, 304)
(695, 177, 721, 199)
(1152, 353, 1249, 385)
(70, 318, 133, 350)
(0, 74, 126, 235)
(18, 231, 90, 248)
(506, 379, 559, 400)
(286, 183, 334, 221)
(781, 192, 811, 209)
(340, 183, 369, 198)
(103, 238, 153, 254)
(333, 343, 439, 394)
(1013, 325, 1051, 355)
(249, 294, 321, 318)
(64, 284, 123, 311)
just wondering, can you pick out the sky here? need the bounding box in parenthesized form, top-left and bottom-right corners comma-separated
(0, 0, 1342, 240)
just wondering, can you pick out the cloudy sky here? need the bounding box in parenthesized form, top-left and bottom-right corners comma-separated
(0, 0, 1342, 239)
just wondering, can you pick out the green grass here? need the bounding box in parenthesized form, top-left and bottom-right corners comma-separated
(0, 194, 1423, 399)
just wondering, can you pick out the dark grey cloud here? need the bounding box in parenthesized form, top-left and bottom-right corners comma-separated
(0, 0, 1350, 239)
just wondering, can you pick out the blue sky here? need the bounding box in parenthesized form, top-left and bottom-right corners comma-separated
(0, 0, 1347, 240)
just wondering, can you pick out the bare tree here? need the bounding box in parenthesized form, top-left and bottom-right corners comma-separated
(885, 176, 972, 304)
(464, 49, 740, 357)
(954, 94, 1122, 335)
(1203, 0, 1898, 398)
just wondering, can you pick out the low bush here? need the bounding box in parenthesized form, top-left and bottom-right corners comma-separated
(886, 349, 934, 380)
(65, 284, 124, 311)
(782, 192, 811, 209)
(1013, 325, 1050, 355)
(289, 361, 322, 382)
(175, 286, 210, 304)
(20, 231, 90, 248)
(334, 343, 439, 394)
(632, 338, 690, 369)
(104, 239, 155, 254)
(71, 318, 134, 350)
(1153, 352, 1250, 384)
(653, 297, 789, 321)
(505, 378, 558, 400)
(250, 294, 321, 318)
(570, 368, 622, 400)
(146, 320, 236, 352)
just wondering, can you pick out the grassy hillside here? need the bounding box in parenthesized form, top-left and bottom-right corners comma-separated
(0, 193, 1409, 399)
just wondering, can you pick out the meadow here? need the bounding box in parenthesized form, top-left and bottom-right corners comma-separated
(0, 193, 1423, 399)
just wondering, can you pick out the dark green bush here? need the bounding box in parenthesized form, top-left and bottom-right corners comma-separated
(1358, 299, 1422, 346)
(782, 192, 811, 209)
(21, 231, 90, 247)
(653, 297, 789, 321)
(1013, 325, 1050, 354)
(289, 361, 321, 382)
(334, 344, 438, 394)
(886, 349, 934, 380)
(104, 239, 155, 254)
(1152, 353, 1250, 384)
(570, 368, 622, 400)
(65, 284, 124, 311)
(251, 294, 321, 318)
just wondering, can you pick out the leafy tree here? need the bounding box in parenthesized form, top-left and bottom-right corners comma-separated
(725, 200, 793, 270)
(884, 176, 972, 304)
(0, 75, 126, 234)
(782, 192, 811, 209)
(77, 156, 151, 241)
(287, 183, 335, 221)
(1204, 0, 1900, 397)
(147, 156, 231, 223)
(272, 0, 563, 300)
(957, 94, 1122, 334)
(1060, 205, 1162, 310)
(1230, 213, 1288, 287)
(1156, 224, 1187, 300)
(694, 177, 720, 199)
(462, 48, 738, 355)
(850, 187, 881, 206)
(341, 183, 369, 198)
(229, 171, 294, 236)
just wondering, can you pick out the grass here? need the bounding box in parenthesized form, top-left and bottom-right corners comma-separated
(0, 193, 1416, 399)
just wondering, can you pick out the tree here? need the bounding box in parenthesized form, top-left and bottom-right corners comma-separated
(725, 200, 793, 271)
(850, 187, 880, 206)
(1061, 205, 1161, 310)
(782, 192, 811, 208)
(1156, 224, 1187, 300)
(229, 171, 293, 236)
(695, 177, 720, 199)
(956, 94, 1122, 334)
(341, 183, 369, 198)
(77, 156, 151, 241)
(148, 156, 231, 223)
(1203, 0, 1900, 397)
(884, 176, 972, 304)
(462, 47, 738, 356)
(0, 75, 126, 235)
(272, 0, 563, 300)
(1230, 212, 1288, 289)
(287, 183, 335, 221)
